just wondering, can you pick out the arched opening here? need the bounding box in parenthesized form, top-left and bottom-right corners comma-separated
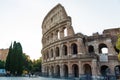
(114, 46, 119, 54)
(99, 43, 108, 54)
(83, 64, 92, 75)
(47, 36, 49, 43)
(57, 30, 60, 39)
(51, 66, 54, 77)
(51, 33, 53, 41)
(56, 65, 60, 77)
(64, 27, 67, 37)
(115, 65, 120, 79)
(100, 65, 110, 76)
(56, 47, 59, 57)
(46, 51, 49, 59)
(51, 49, 53, 58)
(43, 54, 45, 60)
(71, 43, 78, 55)
(63, 64, 68, 77)
(63, 45, 67, 56)
(72, 64, 79, 77)
(46, 66, 49, 76)
(88, 45, 94, 54)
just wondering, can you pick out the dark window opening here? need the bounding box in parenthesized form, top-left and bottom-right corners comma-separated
(71, 43, 78, 55)
(88, 45, 94, 54)
(56, 47, 59, 57)
(72, 64, 79, 77)
(63, 45, 67, 55)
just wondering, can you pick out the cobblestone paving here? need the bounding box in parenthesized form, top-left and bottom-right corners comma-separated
(0, 77, 71, 80)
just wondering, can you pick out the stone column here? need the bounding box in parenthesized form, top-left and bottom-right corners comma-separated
(42, 64, 45, 76)
(67, 42, 71, 56)
(77, 38, 83, 54)
(68, 61, 73, 78)
(94, 43, 99, 54)
(49, 66, 51, 77)
(60, 28, 64, 39)
(53, 47, 56, 58)
(107, 39, 116, 55)
(53, 31, 55, 41)
(79, 61, 82, 77)
(54, 31, 57, 41)
(60, 44, 63, 58)
(92, 59, 97, 79)
(54, 64, 56, 77)
(48, 49, 50, 60)
(109, 61, 116, 75)
(60, 63, 64, 78)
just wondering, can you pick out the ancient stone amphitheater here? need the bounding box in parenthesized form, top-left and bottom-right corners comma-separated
(41, 4, 120, 79)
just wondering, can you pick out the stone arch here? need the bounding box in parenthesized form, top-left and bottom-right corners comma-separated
(51, 33, 53, 41)
(63, 27, 67, 37)
(71, 43, 78, 55)
(72, 64, 79, 77)
(83, 64, 92, 75)
(51, 49, 53, 58)
(51, 66, 54, 77)
(47, 36, 49, 43)
(56, 47, 60, 57)
(114, 65, 120, 79)
(98, 43, 108, 54)
(88, 45, 94, 54)
(57, 30, 60, 39)
(63, 64, 68, 77)
(63, 45, 67, 56)
(100, 65, 110, 76)
(55, 65, 60, 77)
(46, 50, 49, 59)
(43, 53, 45, 60)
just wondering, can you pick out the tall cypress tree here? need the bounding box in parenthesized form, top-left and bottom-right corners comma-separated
(5, 41, 24, 76)
(5, 43, 12, 72)
(16, 42, 23, 75)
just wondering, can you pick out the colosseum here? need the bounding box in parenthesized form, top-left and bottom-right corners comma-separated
(41, 4, 120, 79)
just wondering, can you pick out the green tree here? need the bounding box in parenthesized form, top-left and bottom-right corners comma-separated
(116, 35, 120, 51)
(5, 43, 12, 72)
(0, 60, 5, 68)
(5, 41, 24, 76)
(16, 42, 24, 75)
(32, 58, 42, 73)
(116, 35, 120, 60)
(22, 53, 32, 73)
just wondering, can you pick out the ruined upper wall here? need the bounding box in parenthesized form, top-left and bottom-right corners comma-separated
(42, 4, 71, 34)
(86, 28, 120, 45)
(103, 28, 120, 36)
(41, 4, 75, 47)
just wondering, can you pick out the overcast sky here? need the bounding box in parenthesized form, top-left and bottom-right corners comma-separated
(0, 0, 120, 60)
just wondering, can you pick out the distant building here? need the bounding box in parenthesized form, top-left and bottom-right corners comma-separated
(41, 4, 120, 79)
(0, 49, 9, 61)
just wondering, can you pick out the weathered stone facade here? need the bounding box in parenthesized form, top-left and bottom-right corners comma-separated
(41, 4, 120, 78)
